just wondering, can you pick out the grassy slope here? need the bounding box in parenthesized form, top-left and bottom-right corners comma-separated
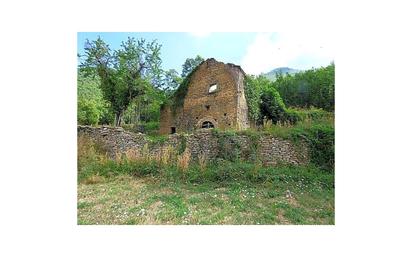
(78, 172, 334, 225)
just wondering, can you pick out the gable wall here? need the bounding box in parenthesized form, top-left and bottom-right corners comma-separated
(159, 59, 249, 134)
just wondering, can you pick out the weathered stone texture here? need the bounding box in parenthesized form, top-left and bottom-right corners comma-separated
(78, 126, 309, 166)
(78, 125, 148, 158)
(159, 58, 249, 134)
(258, 136, 308, 166)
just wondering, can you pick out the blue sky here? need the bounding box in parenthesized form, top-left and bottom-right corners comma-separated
(77, 32, 334, 75)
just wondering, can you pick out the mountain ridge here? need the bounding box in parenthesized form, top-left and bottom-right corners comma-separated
(263, 67, 301, 81)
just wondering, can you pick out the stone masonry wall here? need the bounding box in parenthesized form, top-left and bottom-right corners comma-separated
(159, 58, 249, 134)
(78, 126, 309, 166)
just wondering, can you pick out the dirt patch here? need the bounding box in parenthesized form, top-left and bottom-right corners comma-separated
(287, 196, 299, 207)
(276, 209, 290, 224)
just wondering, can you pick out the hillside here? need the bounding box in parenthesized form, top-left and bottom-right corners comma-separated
(263, 67, 301, 81)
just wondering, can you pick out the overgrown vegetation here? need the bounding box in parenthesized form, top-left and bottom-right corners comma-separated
(244, 63, 334, 125)
(205, 108, 334, 172)
(242, 63, 335, 171)
(169, 63, 202, 113)
(273, 63, 335, 111)
(259, 109, 334, 171)
(78, 132, 334, 184)
(78, 135, 334, 224)
(77, 71, 112, 125)
(77, 36, 335, 225)
(78, 36, 204, 131)
(212, 130, 242, 162)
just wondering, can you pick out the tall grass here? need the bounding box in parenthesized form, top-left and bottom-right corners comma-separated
(78, 107, 334, 184)
(78, 135, 333, 189)
(177, 149, 191, 172)
(198, 153, 207, 172)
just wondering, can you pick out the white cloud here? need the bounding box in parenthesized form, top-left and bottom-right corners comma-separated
(189, 32, 212, 38)
(241, 32, 335, 75)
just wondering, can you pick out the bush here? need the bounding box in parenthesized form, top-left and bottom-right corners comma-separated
(147, 134, 168, 144)
(143, 121, 160, 133)
(214, 130, 241, 162)
(260, 87, 289, 124)
(78, 99, 102, 125)
(290, 123, 334, 171)
(260, 107, 335, 172)
(288, 107, 330, 121)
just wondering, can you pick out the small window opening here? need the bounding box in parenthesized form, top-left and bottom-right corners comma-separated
(205, 105, 210, 110)
(171, 127, 176, 134)
(201, 121, 214, 129)
(208, 84, 218, 93)
(224, 113, 227, 116)
(196, 117, 199, 119)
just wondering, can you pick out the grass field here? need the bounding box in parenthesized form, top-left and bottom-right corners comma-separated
(78, 171, 334, 225)
(78, 118, 334, 225)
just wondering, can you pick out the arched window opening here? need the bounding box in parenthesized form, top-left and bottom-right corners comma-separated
(201, 121, 214, 129)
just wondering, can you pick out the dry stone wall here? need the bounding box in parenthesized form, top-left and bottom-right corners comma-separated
(78, 126, 309, 166)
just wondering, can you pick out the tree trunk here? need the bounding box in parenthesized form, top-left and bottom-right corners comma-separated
(115, 112, 123, 127)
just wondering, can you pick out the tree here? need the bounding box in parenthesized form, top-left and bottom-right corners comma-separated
(181, 55, 204, 78)
(123, 86, 167, 125)
(260, 87, 288, 124)
(162, 69, 182, 94)
(274, 63, 335, 111)
(80, 36, 163, 126)
(77, 70, 110, 125)
(245, 75, 276, 125)
(245, 75, 298, 125)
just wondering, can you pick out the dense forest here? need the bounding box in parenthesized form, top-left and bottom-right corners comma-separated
(78, 36, 334, 134)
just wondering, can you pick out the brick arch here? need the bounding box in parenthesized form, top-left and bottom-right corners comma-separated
(196, 116, 218, 129)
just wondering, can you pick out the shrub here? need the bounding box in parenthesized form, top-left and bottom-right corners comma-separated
(286, 107, 331, 123)
(215, 130, 241, 162)
(260, 87, 289, 124)
(290, 123, 334, 171)
(237, 129, 260, 162)
(177, 134, 187, 155)
(143, 121, 160, 134)
(147, 135, 168, 145)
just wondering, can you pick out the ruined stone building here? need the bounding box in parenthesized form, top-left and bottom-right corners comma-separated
(159, 58, 249, 134)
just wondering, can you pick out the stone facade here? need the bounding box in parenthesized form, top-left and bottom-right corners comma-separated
(159, 58, 249, 135)
(78, 126, 309, 166)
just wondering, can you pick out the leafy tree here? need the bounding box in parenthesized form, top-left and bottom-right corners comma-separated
(245, 75, 280, 125)
(245, 75, 263, 124)
(274, 63, 335, 111)
(77, 70, 110, 125)
(260, 87, 288, 124)
(123, 86, 166, 125)
(181, 55, 204, 78)
(80, 36, 163, 126)
(162, 69, 182, 94)
(245, 75, 300, 125)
